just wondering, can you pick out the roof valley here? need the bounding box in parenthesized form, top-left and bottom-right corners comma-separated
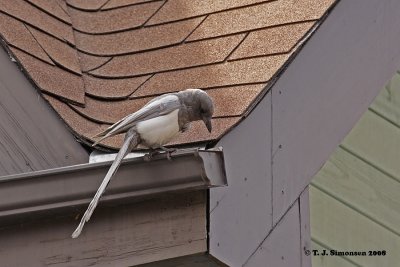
(0, 0, 337, 150)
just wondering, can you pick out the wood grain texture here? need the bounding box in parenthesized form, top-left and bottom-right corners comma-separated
(310, 79, 400, 267)
(244, 199, 301, 267)
(342, 110, 400, 182)
(0, 46, 88, 176)
(0, 192, 207, 267)
(210, 92, 272, 266)
(310, 186, 400, 267)
(312, 146, 400, 235)
(272, 0, 400, 225)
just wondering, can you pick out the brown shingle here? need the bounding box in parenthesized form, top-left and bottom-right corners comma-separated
(11, 48, 85, 105)
(90, 34, 245, 77)
(66, 0, 108, 11)
(0, 13, 53, 64)
(83, 74, 151, 99)
(68, 2, 164, 34)
(147, 0, 267, 25)
(74, 84, 263, 124)
(56, 0, 69, 14)
(95, 117, 241, 149)
(71, 95, 152, 124)
(28, 26, 82, 75)
(74, 17, 204, 56)
(206, 85, 265, 117)
(43, 94, 108, 141)
(102, 0, 157, 10)
(26, 0, 72, 24)
(0, 0, 75, 44)
(78, 52, 111, 72)
(187, 0, 335, 40)
(230, 21, 315, 59)
(133, 55, 288, 97)
(98, 134, 125, 150)
(170, 117, 241, 146)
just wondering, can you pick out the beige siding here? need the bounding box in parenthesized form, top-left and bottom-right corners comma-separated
(310, 72, 400, 267)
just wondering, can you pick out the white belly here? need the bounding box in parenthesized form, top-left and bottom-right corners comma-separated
(136, 109, 180, 148)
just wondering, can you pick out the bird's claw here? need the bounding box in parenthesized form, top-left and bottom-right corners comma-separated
(166, 150, 175, 161)
(162, 147, 176, 161)
(144, 148, 176, 161)
(144, 154, 152, 162)
(144, 150, 158, 162)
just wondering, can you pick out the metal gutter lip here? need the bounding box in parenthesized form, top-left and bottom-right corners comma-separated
(0, 148, 227, 222)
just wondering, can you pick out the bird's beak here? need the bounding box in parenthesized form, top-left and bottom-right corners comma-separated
(202, 116, 212, 133)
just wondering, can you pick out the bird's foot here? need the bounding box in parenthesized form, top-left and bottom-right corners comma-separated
(160, 146, 176, 161)
(144, 150, 159, 162)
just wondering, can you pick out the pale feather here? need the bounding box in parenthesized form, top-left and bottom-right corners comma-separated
(136, 109, 180, 148)
(72, 129, 139, 238)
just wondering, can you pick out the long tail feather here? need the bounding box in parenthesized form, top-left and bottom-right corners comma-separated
(72, 129, 139, 238)
(92, 134, 111, 147)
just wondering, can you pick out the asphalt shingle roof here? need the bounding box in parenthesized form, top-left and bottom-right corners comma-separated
(0, 0, 336, 150)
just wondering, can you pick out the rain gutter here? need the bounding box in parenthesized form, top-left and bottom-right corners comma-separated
(0, 148, 227, 224)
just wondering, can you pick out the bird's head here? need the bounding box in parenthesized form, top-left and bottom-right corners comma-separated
(180, 89, 214, 133)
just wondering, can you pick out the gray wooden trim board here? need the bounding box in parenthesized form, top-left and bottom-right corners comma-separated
(210, 91, 272, 266)
(300, 189, 311, 267)
(0, 191, 207, 267)
(271, 0, 400, 225)
(244, 189, 305, 267)
(0, 45, 88, 175)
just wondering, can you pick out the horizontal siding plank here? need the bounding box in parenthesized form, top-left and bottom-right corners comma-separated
(341, 110, 400, 182)
(312, 147, 400, 235)
(310, 186, 400, 267)
(0, 192, 206, 267)
(311, 242, 356, 267)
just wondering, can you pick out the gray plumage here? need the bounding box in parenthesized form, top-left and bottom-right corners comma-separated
(72, 89, 214, 238)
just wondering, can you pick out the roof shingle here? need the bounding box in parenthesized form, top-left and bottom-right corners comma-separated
(26, 0, 72, 24)
(102, 0, 158, 10)
(0, 13, 53, 64)
(186, 0, 334, 41)
(77, 52, 111, 72)
(70, 84, 263, 125)
(0, 0, 75, 44)
(66, 0, 108, 11)
(90, 34, 245, 77)
(1, 0, 336, 150)
(28, 26, 82, 74)
(132, 55, 289, 97)
(67, 2, 164, 34)
(83, 74, 151, 99)
(74, 17, 204, 56)
(11, 48, 85, 105)
(147, 0, 268, 25)
(230, 21, 316, 59)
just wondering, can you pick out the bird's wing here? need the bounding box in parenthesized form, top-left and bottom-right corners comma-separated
(72, 129, 139, 238)
(92, 94, 180, 146)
